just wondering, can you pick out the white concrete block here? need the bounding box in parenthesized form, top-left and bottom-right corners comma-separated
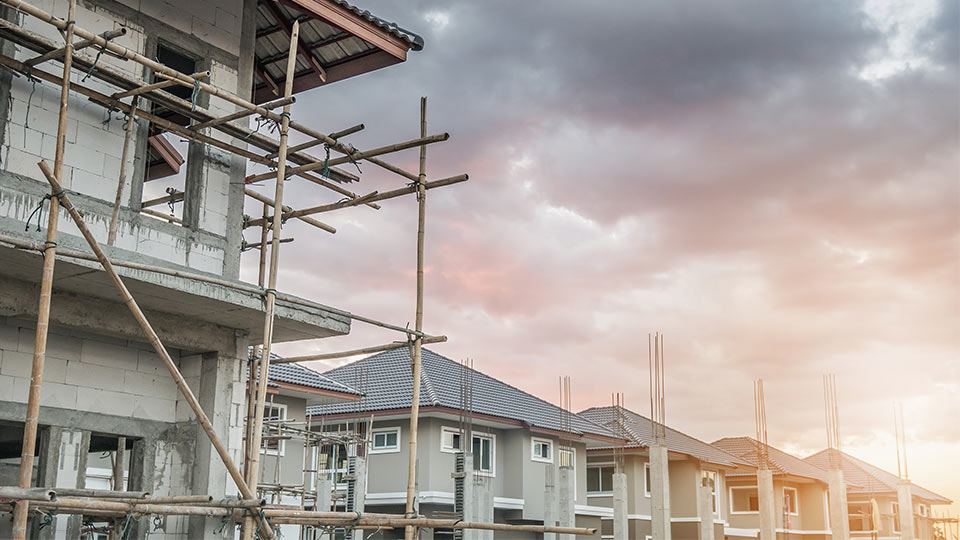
(80, 338, 139, 370)
(63, 141, 106, 175)
(76, 387, 131, 417)
(0, 323, 19, 350)
(70, 168, 113, 202)
(129, 394, 177, 422)
(42, 356, 68, 384)
(2, 147, 42, 179)
(66, 361, 125, 391)
(124, 370, 178, 400)
(41, 381, 79, 409)
(0, 374, 14, 400)
(0, 350, 32, 378)
(137, 350, 168, 375)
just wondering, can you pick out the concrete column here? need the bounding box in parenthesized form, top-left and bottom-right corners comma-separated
(315, 477, 332, 512)
(187, 346, 245, 538)
(650, 445, 672, 540)
(757, 469, 777, 540)
(897, 481, 915, 540)
(51, 429, 84, 540)
(350, 456, 367, 540)
(612, 471, 629, 540)
(697, 475, 715, 540)
(558, 465, 576, 540)
(544, 465, 558, 540)
(827, 467, 850, 540)
(463, 453, 493, 540)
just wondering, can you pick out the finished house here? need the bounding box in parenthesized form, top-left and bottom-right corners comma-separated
(307, 347, 625, 539)
(711, 437, 834, 540)
(804, 449, 952, 540)
(578, 406, 752, 540)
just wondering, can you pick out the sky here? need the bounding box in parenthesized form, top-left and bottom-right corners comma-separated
(242, 0, 960, 515)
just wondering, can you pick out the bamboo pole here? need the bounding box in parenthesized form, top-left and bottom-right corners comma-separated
(23, 27, 126, 67)
(111, 70, 208, 99)
(107, 95, 138, 245)
(244, 188, 335, 233)
(34, 162, 276, 539)
(404, 96, 429, 540)
(190, 96, 294, 132)
(12, 2, 75, 536)
(244, 237, 293, 250)
(0, 487, 55, 501)
(0, 233, 438, 340)
(245, 174, 468, 227)
(270, 336, 447, 364)
(265, 123, 364, 159)
(141, 189, 183, 209)
(244, 133, 449, 184)
(241, 20, 299, 540)
(140, 207, 183, 224)
(266, 516, 596, 535)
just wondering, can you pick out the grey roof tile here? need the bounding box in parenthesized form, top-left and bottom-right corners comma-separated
(333, 0, 425, 50)
(307, 348, 618, 440)
(804, 449, 951, 504)
(712, 437, 829, 483)
(579, 406, 750, 468)
(248, 350, 361, 396)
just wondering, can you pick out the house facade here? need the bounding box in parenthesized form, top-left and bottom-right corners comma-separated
(804, 449, 952, 540)
(712, 437, 833, 540)
(307, 347, 624, 540)
(578, 406, 751, 540)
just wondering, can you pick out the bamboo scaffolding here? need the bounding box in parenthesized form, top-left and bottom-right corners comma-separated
(244, 237, 293, 250)
(107, 95, 138, 245)
(404, 96, 429, 540)
(266, 123, 364, 159)
(11, 2, 75, 536)
(140, 207, 182, 224)
(244, 188, 335, 234)
(245, 173, 468, 227)
(270, 336, 447, 364)
(190, 96, 294, 132)
(112, 70, 209, 99)
(0, 233, 438, 340)
(141, 189, 183, 209)
(23, 27, 126, 67)
(34, 161, 275, 539)
(241, 20, 299, 540)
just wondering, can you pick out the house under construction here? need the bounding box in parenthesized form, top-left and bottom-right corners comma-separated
(0, 0, 593, 538)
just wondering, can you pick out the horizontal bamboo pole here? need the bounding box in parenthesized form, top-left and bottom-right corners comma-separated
(141, 190, 183, 209)
(246, 173, 468, 227)
(0, 233, 435, 339)
(244, 188, 335, 233)
(112, 70, 208, 99)
(265, 123, 364, 159)
(140, 207, 183, 224)
(0, 487, 55, 501)
(190, 96, 294, 132)
(23, 27, 126, 67)
(53, 488, 147, 499)
(272, 335, 447, 364)
(245, 133, 450, 183)
(111, 495, 214, 505)
(244, 237, 293, 250)
(35, 161, 275, 539)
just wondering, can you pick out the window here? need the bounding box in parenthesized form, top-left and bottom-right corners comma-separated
(783, 486, 799, 515)
(892, 502, 901, 533)
(558, 448, 574, 468)
(371, 427, 400, 454)
(730, 486, 760, 513)
(532, 437, 553, 463)
(702, 470, 719, 515)
(472, 433, 495, 475)
(848, 502, 871, 532)
(318, 443, 350, 487)
(919, 504, 928, 517)
(260, 403, 287, 455)
(440, 427, 463, 453)
(587, 465, 614, 493)
(644, 462, 652, 497)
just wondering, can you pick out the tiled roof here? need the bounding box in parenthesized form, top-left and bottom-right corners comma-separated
(307, 348, 619, 440)
(804, 449, 951, 504)
(712, 437, 829, 483)
(578, 407, 751, 468)
(248, 351, 361, 396)
(332, 0, 425, 50)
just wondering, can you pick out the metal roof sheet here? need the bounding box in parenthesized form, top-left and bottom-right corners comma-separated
(803, 449, 951, 504)
(307, 347, 618, 440)
(579, 406, 751, 468)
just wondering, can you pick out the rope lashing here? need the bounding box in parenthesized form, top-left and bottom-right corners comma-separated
(23, 75, 38, 143)
(343, 511, 362, 536)
(37, 509, 55, 530)
(82, 33, 112, 83)
(117, 508, 136, 540)
(152, 515, 164, 531)
(212, 513, 231, 535)
(24, 190, 64, 232)
(190, 73, 201, 111)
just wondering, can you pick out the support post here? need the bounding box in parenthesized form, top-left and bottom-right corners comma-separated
(12, 2, 76, 537)
(650, 444, 672, 540)
(826, 454, 850, 540)
(898, 481, 915, 540)
(107, 95, 138, 245)
(697, 475, 716, 540)
(241, 19, 299, 540)
(612, 472, 629, 540)
(757, 468, 777, 540)
(404, 96, 429, 540)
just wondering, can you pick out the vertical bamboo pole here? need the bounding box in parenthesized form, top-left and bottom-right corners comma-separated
(242, 202, 270, 478)
(107, 95, 138, 246)
(35, 161, 275, 539)
(12, 2, 76, 537)
(403, 97, 428, 540)
(241, 20, 299, 540)
(108, 437, 125, 540)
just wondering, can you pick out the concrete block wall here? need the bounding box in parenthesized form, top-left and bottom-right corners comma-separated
(0, 0, 249, 278)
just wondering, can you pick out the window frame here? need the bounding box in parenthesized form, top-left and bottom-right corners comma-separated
(260, 403, 287, 456)
(729, 485, 760, 515)
(370, 427, 401, 454)
(783, 486, 799, 516)
(472, 432, 496, 476)
(440, 426, 463, 454)
(701, 469, 720, 516)
(531, 437, 554, 463)
(644, 462, 652, 497)
(892, 501, 901, 533)
(587, 464, 614, 495)
(919, 504, 928, 517)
